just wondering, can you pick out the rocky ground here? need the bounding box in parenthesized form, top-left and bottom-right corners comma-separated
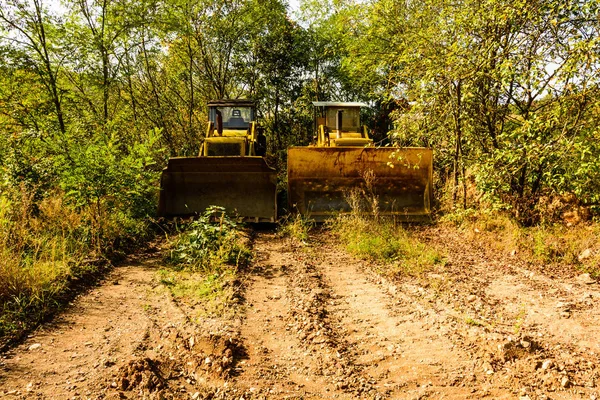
(0, 226, 599, 399)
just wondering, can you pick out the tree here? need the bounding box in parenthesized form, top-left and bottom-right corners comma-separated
(340, 0, 600, 221)
(0, 0, 67, 134)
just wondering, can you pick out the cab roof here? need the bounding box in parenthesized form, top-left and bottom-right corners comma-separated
(312, 101, 368, 108)
(207, 99, 256, 108)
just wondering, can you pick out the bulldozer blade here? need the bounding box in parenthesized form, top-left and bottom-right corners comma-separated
(287, 147, 432, 222)
(158, 157, 277, 222)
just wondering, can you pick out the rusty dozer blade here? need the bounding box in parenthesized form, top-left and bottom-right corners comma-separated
(287, 147, 432, 222)
(158, 157, 277, 222)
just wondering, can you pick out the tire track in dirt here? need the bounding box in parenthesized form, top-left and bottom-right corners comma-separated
(0, 256, 170, 398)
(314, 240, 505, 399)
(0, 252, 237, 399)
(3, 227, 598, 399)
(233, 233, 346, 398)
(241, 233, 515, 399)
(410, 225, 600, 399)
(235, 233, 391, 398)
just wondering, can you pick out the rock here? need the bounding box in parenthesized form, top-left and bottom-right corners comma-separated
(204, 357, 212, 365)
(561, 376, 570, 388)
(467, 295, 477, 302)
(555, 301, 572, 310)
(542, 359, 554, 370)
(191, 392, 200, 400)
(578, 249, 592, 261)
(577, 273, 596, 285)
(28, 343, 41, 351)
(482, 361, 494, 374)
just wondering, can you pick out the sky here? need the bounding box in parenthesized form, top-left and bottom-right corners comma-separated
(47, 0, 302, 15)
(288, 0, 301, 13)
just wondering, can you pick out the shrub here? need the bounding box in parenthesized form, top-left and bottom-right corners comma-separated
(167, 206, 252, 272)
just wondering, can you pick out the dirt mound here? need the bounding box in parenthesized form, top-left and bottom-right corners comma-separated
(117, 357, 166, 392)
(112, 329, 239, 398)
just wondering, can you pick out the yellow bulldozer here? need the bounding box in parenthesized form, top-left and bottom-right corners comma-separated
(287, 102, 432, 221)
(158, 99, 277, 222)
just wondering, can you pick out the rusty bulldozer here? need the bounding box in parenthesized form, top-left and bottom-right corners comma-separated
(287, 102, 432, 221)
(158, 99, 277, 222)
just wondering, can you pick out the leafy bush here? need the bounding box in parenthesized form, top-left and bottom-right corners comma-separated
(160, 207, 252, 318)
(167, 206, 252, 272)
(0, 127, 165, 344)
(53, 128, 164, 253)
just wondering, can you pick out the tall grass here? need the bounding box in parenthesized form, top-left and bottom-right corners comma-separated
(330, 189, 444, 277)
(442, 209, 600, 276)
(0, 186, 153, 342)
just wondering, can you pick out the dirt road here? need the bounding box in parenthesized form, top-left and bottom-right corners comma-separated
(1, 228, 599, 399)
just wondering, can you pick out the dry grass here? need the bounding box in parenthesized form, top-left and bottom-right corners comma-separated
(279, 213, 313, 244)
(441, 210, 600, 277)
(0, 187, 150, 343)
(329, 188, 444, 277)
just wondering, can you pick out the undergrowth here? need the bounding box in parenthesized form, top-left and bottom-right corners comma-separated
(161, 206, 251, 317)
(278, 213, 313, 244)
(330, 189, 443, 277)
(0, 189, 154, 347)
(0, 129, 163, 347)
(441, 209, 600, 277)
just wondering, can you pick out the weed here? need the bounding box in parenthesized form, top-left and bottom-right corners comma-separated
(279, 213, 313, 244)
(331, 214, 444, 277)
(166, 206, 252, 272)
(160, 207, 251, 318)
(513, 304, 527, 334)
(465, 317, 485, 327)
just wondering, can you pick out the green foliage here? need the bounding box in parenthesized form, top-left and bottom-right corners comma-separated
(56, 128, 163, 218)
(160, 206, 251, 317)
(279, 213, 313, 244)
(332, 215, 444, 277)
(340, 0, 600, 222)
(167, 206, 252, 272)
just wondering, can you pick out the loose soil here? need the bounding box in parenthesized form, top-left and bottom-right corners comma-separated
(1, 226, 599, 399)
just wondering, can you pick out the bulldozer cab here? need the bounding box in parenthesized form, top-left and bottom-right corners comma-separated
(313, 102, 372, 147)
(203, 100, 257, 157)
(158, 98, 277, 221)
(208, 101, 254, 131)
